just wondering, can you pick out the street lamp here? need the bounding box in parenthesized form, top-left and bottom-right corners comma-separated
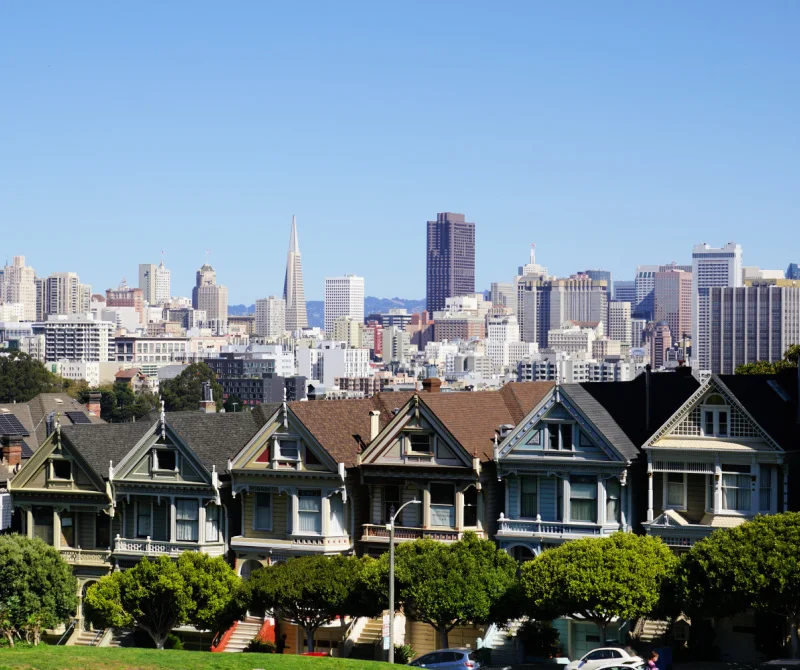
(388, 498, 421, 664)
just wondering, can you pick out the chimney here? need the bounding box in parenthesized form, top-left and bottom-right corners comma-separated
(86, 392, 102, 417)
(645, 364, 652, 432)
(2, 435, 23, 466)
(421, 377, 442, 393)
(369, 410, 380, 441)
(200, 381, 217, 414)
(45, 411, 56, 438)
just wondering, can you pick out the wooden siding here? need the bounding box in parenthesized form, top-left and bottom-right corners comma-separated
(540, 475, 557, 520)
(406, 621, 483, 656)
(78, 512, 95, 548)
(242, 491, 288, 539)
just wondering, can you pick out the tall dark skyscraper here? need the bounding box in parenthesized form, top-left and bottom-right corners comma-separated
(426, 212, 475, 313)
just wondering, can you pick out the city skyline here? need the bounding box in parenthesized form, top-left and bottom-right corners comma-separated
(1, 3, 797, 303)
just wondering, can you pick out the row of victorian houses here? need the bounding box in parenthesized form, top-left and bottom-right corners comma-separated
(0, 369, 798, 658)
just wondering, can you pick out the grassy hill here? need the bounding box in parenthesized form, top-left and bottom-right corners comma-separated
(0, 646, 386, 670)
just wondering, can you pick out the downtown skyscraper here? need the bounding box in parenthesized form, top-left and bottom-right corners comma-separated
(283, 215, 308, 331)
(426, 212, 475, 313)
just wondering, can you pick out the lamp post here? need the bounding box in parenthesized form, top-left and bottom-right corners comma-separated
(388, 498, 421, 664)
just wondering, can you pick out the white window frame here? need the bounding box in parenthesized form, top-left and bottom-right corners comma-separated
(544, 422, 574, 451)
(429, 482, 456, 528)
(405, 432, 434, 456)
(136, 500, 152, 538)
(720, 471, 752, 514)
(296, 489, 322, 535)
(176, 498, 199, 542)
(274, 438, 300, 462)
(206, 503, 220, 542)
(253, 493, 273, 531)
(701, 396, 730, 437)
(154, 449, 178, 472)
(519, 475, 539, 519)
(663, 472, 688, 510)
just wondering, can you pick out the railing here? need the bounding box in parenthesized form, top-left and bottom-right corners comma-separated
(113, 535, 226, 557)
(644, 525, 711, 548)
(59, 548, 112, 565)
(57, 619, 77, 646)
(90, 628, 106, 646)
(361, 524, 483, 542)
(496, 517, 610, 537)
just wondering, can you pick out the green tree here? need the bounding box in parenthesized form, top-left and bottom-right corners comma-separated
(247, 554, 381, 652)
(223, 394, 244, 413)
(0, 534, 78, 646)
(85, 553, 243, 649)
(160, 363, 223, 412)
(677, 512, 800, 657)
(0, 351, 62, 403)
(88, 383, 159, 422)
(177, 552, 246, 639)
(736, 344, 800, 374)
(389, 532, 518, 649)
(520, 532, 677, 644)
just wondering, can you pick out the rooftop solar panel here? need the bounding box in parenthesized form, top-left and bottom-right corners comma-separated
(0, 415, 28, 436)
(65, 411, 92, 425)
(20, 440, 33, 458)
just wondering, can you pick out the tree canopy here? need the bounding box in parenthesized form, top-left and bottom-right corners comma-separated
(88, 382, 159, 422)
(160, 363, 223, 412)
(520, 532, 677, 643)
(247, 554, 381, 652)
(0, 351, 68, 403)
(389, 532, 518, 648)
(0, 534, 78, 646)
(677, 512, 800, 657)
(736, 344, 800, 374)
(85, 553, 242, 649)
(223, 394, 244, 413)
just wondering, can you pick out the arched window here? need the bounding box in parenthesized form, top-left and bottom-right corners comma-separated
(702, 394, 729, 436)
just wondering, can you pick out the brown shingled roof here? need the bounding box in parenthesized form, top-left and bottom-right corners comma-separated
(288, 382, 554, 466)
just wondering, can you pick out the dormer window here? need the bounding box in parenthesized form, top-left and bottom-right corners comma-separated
(407, 433, 432, 455)
(546, 423, 573, 450)
(275, 439, 300, 462)
(51, 459, 72, 481)
(702, 394, 729, 437)
(155, 450, 176, 471)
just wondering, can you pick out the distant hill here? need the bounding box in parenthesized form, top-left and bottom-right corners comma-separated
(228, 297, 426, 329)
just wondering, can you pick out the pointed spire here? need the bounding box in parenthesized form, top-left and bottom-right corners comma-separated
(288, 215, 299, 253)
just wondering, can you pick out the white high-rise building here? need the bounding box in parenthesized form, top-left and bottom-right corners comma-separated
(34, 314, 114, 363)
(255, 296, 286, 339)
(692, 242, 743, 373)
(324, 274, 365, 335)
(607, 301, 632, 346)
(0, 256, 37, 320)
(297, 342, 371, 387)
(37, 272, 89, 317)
(139, 261, 171, 305)
(487, 314, 520, 372)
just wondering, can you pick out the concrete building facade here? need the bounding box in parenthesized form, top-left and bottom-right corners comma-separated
(0, 256, 37, 321)
(426, 212, 475, 313)
(192, 264, 228, 334)
(138, 261, 171, 305)
(255, 296, 286, 339)
(324, 275, 365, 335)
(654, 269, 692, 344)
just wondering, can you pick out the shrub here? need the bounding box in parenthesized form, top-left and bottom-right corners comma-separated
(394, 644, 415, 663)
(164, 633, 184, 650)
(247, 637, 277, 653)
(516, 620, 560, 658)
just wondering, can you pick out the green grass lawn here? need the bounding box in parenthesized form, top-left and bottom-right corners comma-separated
(0, 646, 387, 670)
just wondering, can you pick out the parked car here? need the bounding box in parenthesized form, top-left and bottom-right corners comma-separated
(565, 647, 644, 670)
(410, 649, 483, 670)
(591, 661, 646, 670)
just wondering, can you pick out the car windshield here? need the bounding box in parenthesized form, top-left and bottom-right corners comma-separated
(624, 648, 639, 657)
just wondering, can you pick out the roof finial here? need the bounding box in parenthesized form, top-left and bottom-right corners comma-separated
(160, 398, 166, 441)
(282, 386, 288, 428)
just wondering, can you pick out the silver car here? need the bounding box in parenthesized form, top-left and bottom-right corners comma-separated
(410, 648, 483, 670)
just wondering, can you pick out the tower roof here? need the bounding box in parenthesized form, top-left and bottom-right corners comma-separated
(288, 215, 300, 254)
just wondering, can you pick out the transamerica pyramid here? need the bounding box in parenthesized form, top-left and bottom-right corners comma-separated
(283, 215, 308, 331)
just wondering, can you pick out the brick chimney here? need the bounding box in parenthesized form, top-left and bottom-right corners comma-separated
(199, 381, 217, 413)
(421, 377, 442, 393)
(86, 392, 102, 417)
(2, 435, 23, 466)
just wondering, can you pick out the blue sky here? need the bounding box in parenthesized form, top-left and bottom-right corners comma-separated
(1, 2, 798, 303)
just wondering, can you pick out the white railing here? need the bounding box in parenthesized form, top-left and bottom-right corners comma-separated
(496, 517, 610, 537)
(59, 548, 112, 565)
(361, 524, 484, 542)
(113, 535, 226, 556)
(644, 525, 711, 548)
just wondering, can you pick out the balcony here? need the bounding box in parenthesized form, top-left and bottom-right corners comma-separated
(361, 524, 483, 543)
(231, 534, 352, 554)
(59, 547, 112, 566)
(112, 535, 225, 558)
(495, 516, 613, 539)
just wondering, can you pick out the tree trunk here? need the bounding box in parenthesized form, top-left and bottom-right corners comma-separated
(305, 625, 315, 653)
(438, 626, 449, 649)
(598, 621, 607, 645)
(790, 616, 799, 659)
(151, 631, 168, 650)
(4, 631, 14, 648)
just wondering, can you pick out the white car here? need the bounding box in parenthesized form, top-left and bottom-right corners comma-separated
(565, 647, 644, 670)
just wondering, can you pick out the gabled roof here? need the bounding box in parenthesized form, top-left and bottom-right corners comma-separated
(60, 421, 153, 477)
(578, 372, 700, 449)
(289, 383, 555, 466)
(0, 404, 38, 450)
(165, 405, 279, 472)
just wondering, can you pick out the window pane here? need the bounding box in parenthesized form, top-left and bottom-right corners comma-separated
(560, 424, 572, 449)
(704, 411, 714, 435)
(329, 494, 345, 535)
(176, 499, 199, 541)
(548, 426, 559, 449)
(384, 485, 401, 523)
(718, 412, 728, 436)
(606, 479, 621, 523)
(430, 505, 455, 526)
(278, 440, 299, 460)
(463, 487, 478, 527)
(255, 494, 272, 530)
(206, 504, 219, 542)
(521, 476, 538, 517)
(570, 499, 596, 522)
(137, 504, 151, 537)
(430, 483, 454, 505)
(408, 434, 432, 453)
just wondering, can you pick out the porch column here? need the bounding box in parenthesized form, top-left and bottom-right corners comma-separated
(598, 479, 606, 525)
(646, 452, 654, 522)
(750, 459, 759, 517)
(26, 509, 33, 539)
(54, 509, 61, 549)
(455, 490, 464, 531)
(477, 488, 484, 531)
(169, 497, 176, 542)
(771, 466, 779, 513)
(422, 486, 431, 527)
(713, 457, 722, 514)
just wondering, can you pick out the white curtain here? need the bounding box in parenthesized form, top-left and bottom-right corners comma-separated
(298, 494, 321, 534)
(176, 499, 199, 542)
(205, 504, 220, 542)
(329, 493, 345, 535)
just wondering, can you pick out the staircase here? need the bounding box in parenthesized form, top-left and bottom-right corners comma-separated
(638, 619, 669, 645)
(104, 629, 134, 648)
(72, 629, 104, 647)
(223, 618, 263, 653)
(488, 619, 524, 666)
(349, 618, 383, 660)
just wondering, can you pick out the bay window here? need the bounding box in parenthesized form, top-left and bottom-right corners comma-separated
(606, 478, 621, 524)
(463, 487, 478, 527)
(176, 499, 199, 542)
(206, 504, 220, 542)
(721, 467, 751, 512)
(254, 493, 272, 530)
(520, 476, 538, 518)
(430, 483, 455, 527)
(569, 475, 597, 522)
(298, 490, 322, 534)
